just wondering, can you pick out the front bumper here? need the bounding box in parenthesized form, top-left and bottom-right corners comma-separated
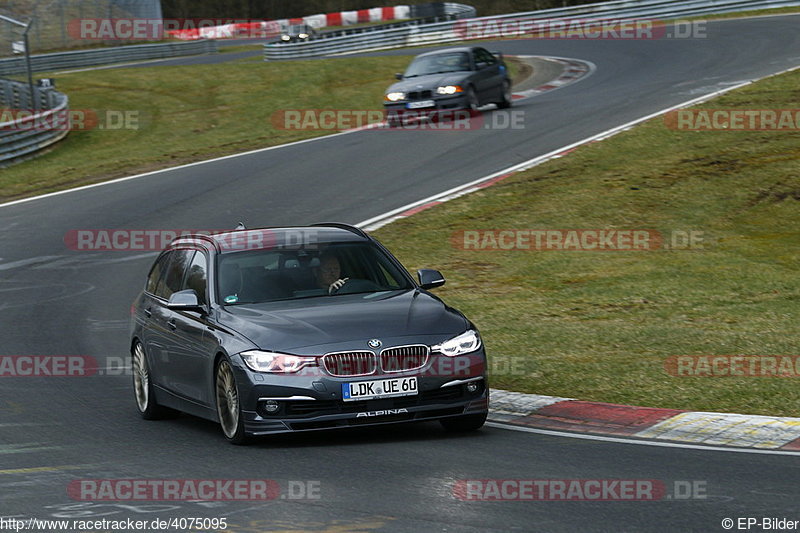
(231, 351, 488, 435)
(384, 93, 470, 115)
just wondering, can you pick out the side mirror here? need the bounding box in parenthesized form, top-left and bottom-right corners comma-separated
(395, 72, 404, 80)
(417, 269, 445, 290)
(167, 289, 204, 311)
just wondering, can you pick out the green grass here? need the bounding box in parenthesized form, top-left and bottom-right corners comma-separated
(373, 68, 800, 417)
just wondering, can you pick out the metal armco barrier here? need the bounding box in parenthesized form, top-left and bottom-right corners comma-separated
(0, 78, 69, 167)
(0, 39, 218, 76)
(265, 0, 800, 60)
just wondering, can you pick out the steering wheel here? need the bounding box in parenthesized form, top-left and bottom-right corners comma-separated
(328, 278, 349, 295)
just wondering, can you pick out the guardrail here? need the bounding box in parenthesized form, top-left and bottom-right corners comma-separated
(315, 13, 471, 42)
(0, 78, 69, 167)
(0, 39, 218, 76)
(265, 0, 800, 60)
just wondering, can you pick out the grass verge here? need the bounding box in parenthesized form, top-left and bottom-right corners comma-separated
(373, 67, 800, 416)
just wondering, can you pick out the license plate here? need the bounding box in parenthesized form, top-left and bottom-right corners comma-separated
(407, 100, 435, 109)
(342, 376, 418, 401)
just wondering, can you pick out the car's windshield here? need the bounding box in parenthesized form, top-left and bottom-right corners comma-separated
(288, 24, 308, 34)
(404, 52, 471, 77)
(216, 241, 413, 304)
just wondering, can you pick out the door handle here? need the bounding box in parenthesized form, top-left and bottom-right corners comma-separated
(167, 319, 177, 330)
(144, 308, 152, 318)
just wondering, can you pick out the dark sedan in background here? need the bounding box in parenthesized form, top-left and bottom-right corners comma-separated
(130, 224, 489, 444)
(383, 46, 512, 123)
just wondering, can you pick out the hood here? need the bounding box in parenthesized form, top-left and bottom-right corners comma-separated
(388, 72, 469, 93)
(217, 289, 469, 354)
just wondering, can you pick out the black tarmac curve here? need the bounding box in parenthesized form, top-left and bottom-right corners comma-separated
(1, 16, 799, 533)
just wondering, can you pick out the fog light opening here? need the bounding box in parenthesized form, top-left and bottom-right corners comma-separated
(264, 400, 280, 413)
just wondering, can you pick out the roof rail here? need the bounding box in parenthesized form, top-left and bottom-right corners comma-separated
(311, 222, 370, 239)
(172, 232, 221, 252)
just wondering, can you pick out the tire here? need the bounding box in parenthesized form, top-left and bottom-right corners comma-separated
(440, 412, 487, 432)
(132, 342, 177, 420)
(497, 79, 512, 109)
(215, 358, 250, 445)
(466, 86, 479, 112)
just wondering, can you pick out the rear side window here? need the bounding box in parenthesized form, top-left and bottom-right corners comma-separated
(145, 253, 171, 295)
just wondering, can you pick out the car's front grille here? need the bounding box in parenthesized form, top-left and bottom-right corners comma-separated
(381, 345, 429, 373)
(321, 351, 376, 377)
(408, 90, 433, 100)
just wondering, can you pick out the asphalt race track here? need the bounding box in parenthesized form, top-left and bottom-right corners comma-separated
(1, 15, 800, 533)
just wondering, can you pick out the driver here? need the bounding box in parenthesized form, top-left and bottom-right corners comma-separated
(315, 253, 349, 295)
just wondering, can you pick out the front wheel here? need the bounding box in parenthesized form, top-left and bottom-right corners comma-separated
(440, 412, 487, 432)
(497, 80, 512, 109)
(132, 342, 177, 420)
(466, 87, 479, 112)
(215, 359, 250, 445)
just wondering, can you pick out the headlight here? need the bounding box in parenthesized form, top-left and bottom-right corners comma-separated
(298, 33, 309, 39)
(280, 35, 290, 41)
(436, 85, 463, 95)
(240, 350, 317, 373)
(432, 330, 481, 357)
(384, 92, 406, 102)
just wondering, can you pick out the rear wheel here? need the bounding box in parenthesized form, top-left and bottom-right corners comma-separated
(440, 412, 487, 432)
(132, 342, 177, 420)
(215, 359, 250, 445)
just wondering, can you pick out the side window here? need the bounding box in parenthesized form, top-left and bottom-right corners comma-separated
(475, 48, 496, 66)
(182, 251, 208, 305)
(156, 249, 193, 300)
(145, 253, 171, 295)
(471, 50, 481, 67)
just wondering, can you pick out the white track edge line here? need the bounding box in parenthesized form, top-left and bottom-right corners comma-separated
(357, 63, 800, 230)
(0, 55, 590, 210)
(0, 129, 362, 209)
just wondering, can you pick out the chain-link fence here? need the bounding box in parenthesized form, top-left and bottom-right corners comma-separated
(0, 0, 162, 57)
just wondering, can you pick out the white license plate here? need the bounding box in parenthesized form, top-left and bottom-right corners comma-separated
(342, 376, 418, 401)
(407, 100, 435, 109)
